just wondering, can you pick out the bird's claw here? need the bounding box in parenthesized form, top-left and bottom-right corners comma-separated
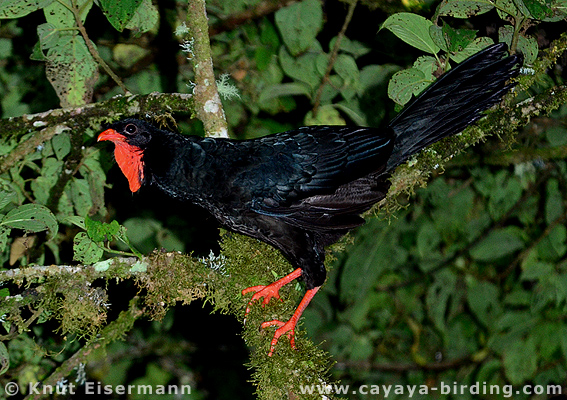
(260, 319, 296, 357)
(242, 284, 283, 316)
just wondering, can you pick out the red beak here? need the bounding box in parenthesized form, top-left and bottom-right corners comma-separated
(97, 129, 125, 142)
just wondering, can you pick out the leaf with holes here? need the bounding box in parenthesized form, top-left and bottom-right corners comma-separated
(37, 22, 98, 107)
(99, 0, 144, 32)
(85, 216, 120, 243)
(43, 0, 92, 28)
(52, 132, 71, 160)
(73, 232, 104, 264)
(437, 0, 494, 18)
(387, 67, 430, 106)
(1, 204, 58, 238)
(0, 0, 54, 19)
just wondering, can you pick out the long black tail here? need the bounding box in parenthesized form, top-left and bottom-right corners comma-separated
(386, 43, 523, 172)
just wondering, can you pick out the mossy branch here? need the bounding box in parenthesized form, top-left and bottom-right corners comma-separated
(0, 92, 193, 175)
(382, 32, 567, 210)
(1, 235, 343, 400)
(25, 297, 145, 400)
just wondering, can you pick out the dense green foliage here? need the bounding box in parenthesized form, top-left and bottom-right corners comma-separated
(0, 0, 566, 399)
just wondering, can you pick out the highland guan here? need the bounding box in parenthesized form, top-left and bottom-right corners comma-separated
(98, 43, 523, 356)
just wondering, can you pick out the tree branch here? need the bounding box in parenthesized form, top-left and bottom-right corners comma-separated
(25, 297, 145, 400)
(0, 92, 193, 175)
(185, 0, 229, 138)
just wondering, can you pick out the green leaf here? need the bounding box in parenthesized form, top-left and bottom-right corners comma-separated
(448, 37, 494, 63)
(518, 0, 554, 19)
(329, 36, 370, 59)
(85, 217, 120, 243)
(255, 46, 275, 71)
(546, 125, 567, 147)
(413, 55, 438, 78)
(470, 227, 524, 262)
(496, 0, 520, 18)
(339, 219, 408, 303)
(275, 0, 323, 56)
(545, 179, 563, 225)
(52, 132, 71, 160)
(0, 0, 54, 19)
(0, 227, 9, 252)
(0, 189, 16, 211)
(503, 336, 537, 384)
(498, 25, 538, 64)
(70, 178, 94, 217)
(416, 221, 441, 258)
(466, 278, 501, 326)
(43, 0, 91, 27)
(436, 24, 477, 52)
(437, 0, 495, 18)
(333, 54, 360, 94)
(73, 232, 104, 264)
(63, 215, 86, 229)
(426, 270, 457, 332)
(381, 13, 441, 54)
(124, 0, 158, 33)
(535, 225, 567, 261)
(0, 341, 9, 375)
(334, 101, 368, 126)
(258, 83, 312, 103)
(387, 68, 430, 106)
(0, 38, 12, 58)
(1, 204, 58, 237)
(99, 0, 144, 32)
(520, 261, 554, 281)
(304, 105, 346, 126)
(37, 23, 98, 107)
(278, 45, 323, 91)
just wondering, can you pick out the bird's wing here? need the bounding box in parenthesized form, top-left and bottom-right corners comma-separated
(228, 125, 394, 228)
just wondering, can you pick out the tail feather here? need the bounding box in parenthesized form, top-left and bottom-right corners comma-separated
(386, 43, 523, 171)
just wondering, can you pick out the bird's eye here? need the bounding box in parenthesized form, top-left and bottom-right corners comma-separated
(125, 124, 137, 135)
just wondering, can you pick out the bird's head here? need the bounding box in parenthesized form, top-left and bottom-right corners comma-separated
(98, 118, 154, 193)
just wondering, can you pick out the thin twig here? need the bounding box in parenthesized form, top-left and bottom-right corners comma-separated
(312, 0, 357, 117)
(69, 0, 130, 94)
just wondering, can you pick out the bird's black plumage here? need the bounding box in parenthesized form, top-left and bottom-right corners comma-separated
(99, 43, 523, 355)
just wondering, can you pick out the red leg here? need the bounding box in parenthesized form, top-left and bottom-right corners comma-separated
(242, 268, 320, 356)
(260, 287, 319, 356)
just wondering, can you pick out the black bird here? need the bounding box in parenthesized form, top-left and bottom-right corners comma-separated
(98, 43, 522, 356)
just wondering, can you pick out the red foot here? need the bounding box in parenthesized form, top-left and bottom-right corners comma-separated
(242, 268, 302, 316)
(242, 270, 320, 357)
(260, 318, 297, 356)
